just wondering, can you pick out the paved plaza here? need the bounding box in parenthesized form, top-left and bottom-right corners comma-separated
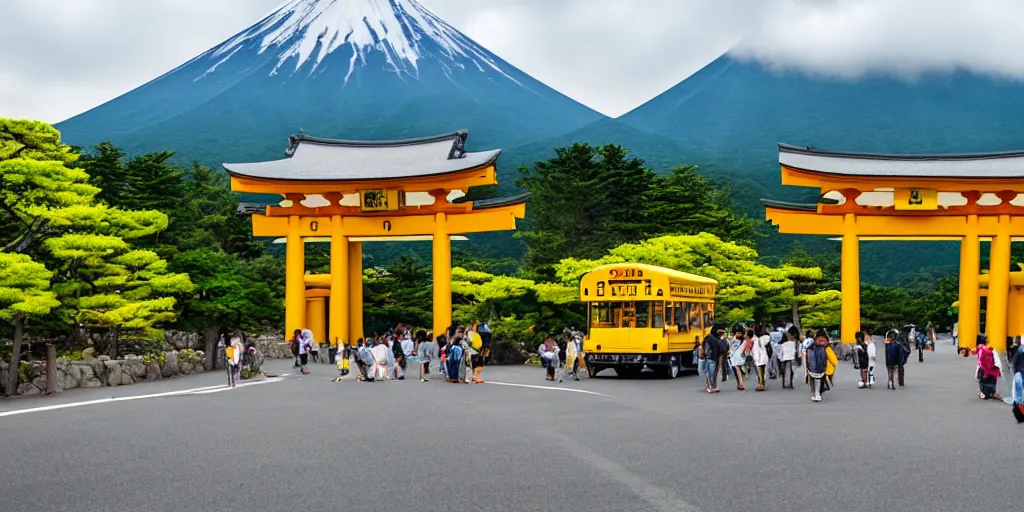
(1, 344, 1020, 512)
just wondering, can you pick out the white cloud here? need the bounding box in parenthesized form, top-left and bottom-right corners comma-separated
(732, 0, 1024, 80)
(0, 0, 1022, 122)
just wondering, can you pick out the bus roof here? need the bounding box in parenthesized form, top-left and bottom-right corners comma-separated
(587, 263, 718, 285)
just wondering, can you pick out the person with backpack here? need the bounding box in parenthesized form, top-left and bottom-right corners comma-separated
(805, 329, 830, 402)
(977, 335, 1002, 401)
(447, 333, 468, 384)
(853, 332, 869, 389)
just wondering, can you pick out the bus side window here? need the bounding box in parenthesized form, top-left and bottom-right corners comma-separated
(635, 301, 649, 328)
(703, 305, 714, 329)
(689, 302, 702, 331)
(652, 301, 665, 328)
(674, 301, 686, 331)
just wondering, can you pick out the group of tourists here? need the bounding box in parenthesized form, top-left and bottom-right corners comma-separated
(338, 322, 492, 384)
(697, 323, 931, 402)
(537, 328, 587, 383)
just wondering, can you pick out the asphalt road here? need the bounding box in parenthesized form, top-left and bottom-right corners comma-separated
(1, 344, 1020, 512)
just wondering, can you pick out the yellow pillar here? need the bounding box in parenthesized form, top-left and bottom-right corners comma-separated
(840, 213, 860, 344)
(959, 215, 980, 351)
(987, 217, 1011, 352)
(432, 213, 452, 337)
(305, 297, 326, 346)
(348, 242, 363, 343)
(1008, 286, 1023, 339)
(328, 215, 349, 348)
(285, 215, 306, 337)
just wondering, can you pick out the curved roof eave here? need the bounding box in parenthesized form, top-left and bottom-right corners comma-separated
(779, 142, 1024, 179)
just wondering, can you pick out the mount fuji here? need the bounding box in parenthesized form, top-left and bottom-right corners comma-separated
(55, 0, 604, 164)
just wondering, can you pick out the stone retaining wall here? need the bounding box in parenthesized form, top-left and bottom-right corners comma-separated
(253, 333, 291, 359)
(0, 350, 206, 396)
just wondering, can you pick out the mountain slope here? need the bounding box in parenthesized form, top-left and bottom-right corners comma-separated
(618, 54, 1024, 281)
(55, 0, 604, 164)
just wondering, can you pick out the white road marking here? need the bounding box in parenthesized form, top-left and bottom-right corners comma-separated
(189, 377, 285, 394)
(484, 381, 613, 398)
(0, 376, 288, 418)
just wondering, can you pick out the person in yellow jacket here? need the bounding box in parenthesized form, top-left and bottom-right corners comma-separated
(823, 336, 839, 393)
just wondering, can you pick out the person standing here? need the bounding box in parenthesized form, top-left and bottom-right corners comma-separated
(805, 330, 829, 402)
(702, 324, 727, 393)
(897, 330, 911, 387)
(884, 329, 901, 390)
(752, 327, 770, 391)
(540, 337, 560, 382)
(768, 325, 784, 380)
(854, 332, 869, 389)
(864, 329, 877, 389)
(977, 335, 1002, 401)
(779, 326, 798, 389)
(728, 329, 748, 391)
(417, 331, 438, 383)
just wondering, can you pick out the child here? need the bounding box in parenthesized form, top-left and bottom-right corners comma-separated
(779, 326, 798, 389)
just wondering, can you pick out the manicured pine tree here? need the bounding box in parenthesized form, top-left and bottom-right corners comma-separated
(0, 253, 59, 396)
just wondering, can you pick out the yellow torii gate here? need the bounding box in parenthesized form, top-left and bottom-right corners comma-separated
(764, 143, 1024, 352)
(226, 130, 526, 345)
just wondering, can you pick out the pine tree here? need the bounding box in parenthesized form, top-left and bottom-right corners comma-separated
(0, 253, 59, 396)
(645, 165, 759, 246)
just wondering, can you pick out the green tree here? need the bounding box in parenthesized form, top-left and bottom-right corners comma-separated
(79, 142, 128, 205)
(363, 257, 433, 334)
(46, 237, 193, 357)
(516, 143, 655, 277)
(0, 253, 59, 396)
(645, 165, 759, 246)
(1, 119, 191, 351)
(169, 249, 278, 366)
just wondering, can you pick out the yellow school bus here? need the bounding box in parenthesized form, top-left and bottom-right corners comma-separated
(580, 263, 717, 379)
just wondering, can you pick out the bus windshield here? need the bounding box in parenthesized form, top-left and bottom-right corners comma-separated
(590, 301, 709, 329)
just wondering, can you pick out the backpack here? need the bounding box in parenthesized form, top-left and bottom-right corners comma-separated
(979, 345, 994, 373)
(393, 340, 405, 359)
(290, 339, 300, 356)
(449, 344, 464, 363)
(807, 345, 827, 374)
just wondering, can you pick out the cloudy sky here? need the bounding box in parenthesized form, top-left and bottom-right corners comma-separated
(2, 0, 1022, 121)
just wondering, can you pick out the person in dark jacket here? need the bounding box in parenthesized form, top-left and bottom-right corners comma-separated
(896, 330, 911, 387)
(884, 329, 902, 390)
(703, 323, 728, 393)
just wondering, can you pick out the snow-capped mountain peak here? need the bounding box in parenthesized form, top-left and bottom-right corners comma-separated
(204, 0, 518, 83)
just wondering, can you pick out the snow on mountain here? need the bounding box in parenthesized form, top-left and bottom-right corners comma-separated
(199, 0, 520, 84)
(55, 0, 604, 169)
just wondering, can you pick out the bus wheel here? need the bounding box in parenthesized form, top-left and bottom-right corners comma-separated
(588, 365, 601, 378)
